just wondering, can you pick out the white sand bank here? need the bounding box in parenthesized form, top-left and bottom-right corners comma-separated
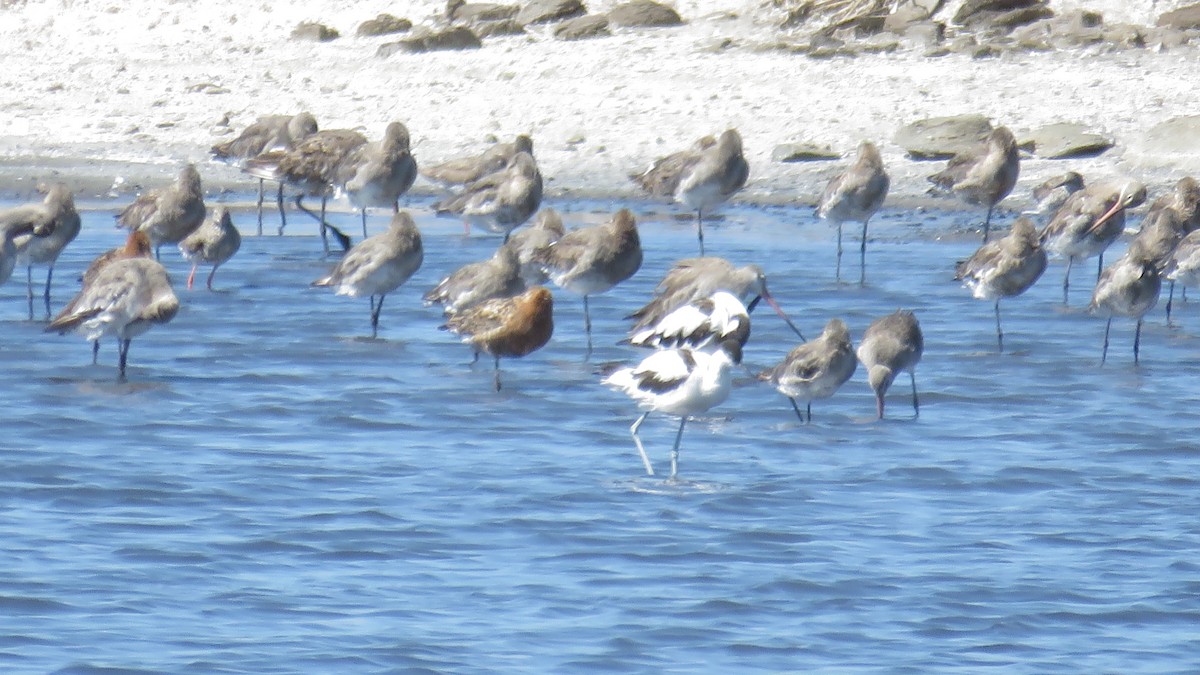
(2, 0, 1199, 212)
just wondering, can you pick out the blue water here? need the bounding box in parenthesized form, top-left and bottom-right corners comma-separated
(2, 194, 1199, 673)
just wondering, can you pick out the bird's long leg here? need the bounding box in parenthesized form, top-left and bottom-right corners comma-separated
(206, 264, 219, 291)
(370, 294, 386, 339)
(983, 205, 993, 243)
(117, 338, 131, 381)
(1101, 317, 1112, 365)
(91, 339, 99, 365)
(788, 397, 805, 422)
(669, 416, 687, 480)
(256, 178, 265, 236)
(186, 263, 198, 290)
(1096, 253, 1104, 282)
(859, 218, 870, 287)
(995, 299, 1004, 352)
(320, 196, 330, 256)
(835, 222, 843, 282)
(583, 295, 593, 358)
(806, 402, 813, 424)
(493, 355, 502, 391)
(1063, 256, 1074, 305)
(361, 208, 368, 239)
(1134, 318, 1143, 365)
(42, 264, 54, 319)
(154, 244, 162, 261)
(25, 265, 33, 321)
(696, 208, 705, 256)
(276, 182, 287, 236)
(630, 412, 654, 476)
(1166, 280, 1175, 325)
(910, 371, 920, 417)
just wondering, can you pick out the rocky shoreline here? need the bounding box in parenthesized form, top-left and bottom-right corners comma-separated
(2, 0, 1200, 216)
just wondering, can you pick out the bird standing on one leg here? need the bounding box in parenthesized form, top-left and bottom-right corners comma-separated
(929, 126, 1020, 243)
(534, 208, 642, 356)
(954, 216, 1047, 352)
(311, 211, 423, 338)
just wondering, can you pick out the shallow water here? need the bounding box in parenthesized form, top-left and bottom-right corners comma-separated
(2, 195, 1199, 673)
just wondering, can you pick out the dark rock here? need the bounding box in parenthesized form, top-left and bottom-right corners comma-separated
(1020, 123, 1114, 159)
(554, 14, 610, 39)
(1157, 3, 1200, 31)
(608, 0, 682, 28)
(291, 21, 340, 42)
(990, 5, 1053, 30)
(376, 27, 482, 56)
(772, 143, 840, 163)
(516, 0, 586, 25)
(356, 14, 413, 37)
(859, 33, 900, 53)
(474, 19, 526, 37)
(953, 0, 1039, 25)
(894, 114, 993, 160)
(447, 0, 518, 23)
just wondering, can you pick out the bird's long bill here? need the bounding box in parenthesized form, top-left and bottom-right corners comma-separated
(756, 291, 806, 342)
(1084, 198, 1126, 238)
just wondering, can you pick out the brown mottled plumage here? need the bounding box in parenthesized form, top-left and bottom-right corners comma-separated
(47, 257, 180, 380)
(929, 126, 1020, 243)
(955, 216, 1047, 351)
(343, 121, 419, 237)
(179, 206, 242, 291)
(424, 242, 524, 315)
(116, 164, 206, 259)
(1040, 178, 1147, 305)
(6, 183, 80, 318)
(422, 134, 533, 187)
(433, 152, 543, 241)
(506, 207, 564, 286)
(816, 140, 889, 284)
(444, 285, 554, 390)
(762, 318, 857, 423)
(533, 208, 642, 353)
(211, 112, 319, 236)
(1090, 249, 1160, 365)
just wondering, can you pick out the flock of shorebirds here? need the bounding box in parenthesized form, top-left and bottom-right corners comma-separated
(3, 112, 1199, 479)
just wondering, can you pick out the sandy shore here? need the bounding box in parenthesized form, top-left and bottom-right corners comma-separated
(3, 0, 1200, 213)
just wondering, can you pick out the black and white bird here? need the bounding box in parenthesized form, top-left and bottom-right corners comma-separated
(626, 290, 750, 352)
(603, 339, 742, 479)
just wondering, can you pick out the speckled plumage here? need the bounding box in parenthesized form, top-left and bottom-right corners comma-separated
(47, 256, 179, 380)
(929, 126, 1020, 242)
(179, 206, 242, 290)
(763, 318, 857, 422)
(116, 164, 206, 256)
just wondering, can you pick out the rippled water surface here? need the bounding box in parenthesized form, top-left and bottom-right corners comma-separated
(2, 195, 1199, 673)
